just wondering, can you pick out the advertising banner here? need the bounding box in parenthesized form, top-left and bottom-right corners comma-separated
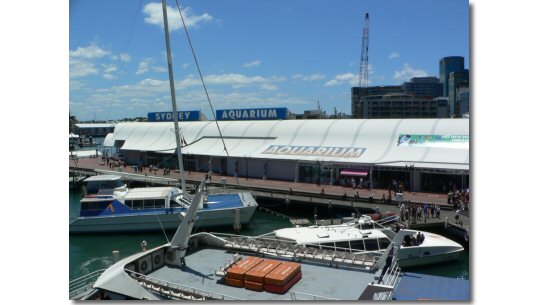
(397, 134, 469, 149)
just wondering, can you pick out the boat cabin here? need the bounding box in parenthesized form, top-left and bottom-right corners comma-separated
(84, 175, 127, 196)
(123, 187, 185, 210)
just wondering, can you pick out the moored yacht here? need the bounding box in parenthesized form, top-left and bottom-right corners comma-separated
(270, 216, 464, 268)
(69, 175, 257, 233)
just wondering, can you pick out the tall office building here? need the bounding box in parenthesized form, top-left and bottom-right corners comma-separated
(448, 70, 469, 117)
(457, 87, 470, 116)
(439, 56, 464, 96)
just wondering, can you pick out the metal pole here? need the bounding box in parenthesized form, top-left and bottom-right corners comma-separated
(161, 0, 186, 193)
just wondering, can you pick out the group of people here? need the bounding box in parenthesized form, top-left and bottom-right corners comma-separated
(403, 232, 425, 247)
(399, 201, 441, 224)
(448, 188, 470, 212)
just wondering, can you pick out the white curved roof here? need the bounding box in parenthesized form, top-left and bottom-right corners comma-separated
(102, 133, 115, 147)
(109, 119, 469, 170)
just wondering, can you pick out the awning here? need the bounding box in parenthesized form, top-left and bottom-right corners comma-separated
(340, 170, 369, 177)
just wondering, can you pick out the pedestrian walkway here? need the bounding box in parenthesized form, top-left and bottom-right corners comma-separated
(70, 156, 470, 232)
(70, 157, 452, 205)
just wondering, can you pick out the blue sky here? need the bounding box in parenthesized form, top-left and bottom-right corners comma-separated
(69, 0, 470, 121)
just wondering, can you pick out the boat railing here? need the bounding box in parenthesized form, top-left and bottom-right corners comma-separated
(289, 290, 340, 301)
(69, 269, 106, 299)
(125, 270, 244, 301)
(374, 264, 402, 300)
(214, 233, 381, 270)
(376, 215, 400, 226)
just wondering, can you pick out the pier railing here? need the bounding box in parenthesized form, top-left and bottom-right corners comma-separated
(69, 269, 106, 299)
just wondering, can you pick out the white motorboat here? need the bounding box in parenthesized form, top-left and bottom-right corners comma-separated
(270, 216, 464, 268)
(69, 175, 257, 233)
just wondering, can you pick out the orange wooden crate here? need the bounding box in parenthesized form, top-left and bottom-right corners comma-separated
(226, 256, 264, 280)
(264, 261, 301, 286)
(244, 280, 264, 291)
(225, 277, 244, 288)
(244, 259, 281, 283)
(265, 271, 302, 294)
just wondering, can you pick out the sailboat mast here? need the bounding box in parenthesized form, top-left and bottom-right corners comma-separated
(161, 0, 186, 193)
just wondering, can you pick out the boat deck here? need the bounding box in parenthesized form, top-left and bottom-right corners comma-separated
(394, 272, 470, 300)
(147, 247, 376, 300)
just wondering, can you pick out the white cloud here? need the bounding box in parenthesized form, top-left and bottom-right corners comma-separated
(303, 74, 325, 81)
(102, 64, 119, 79)
(261, 83, 278, 91)
(103, 64, 117, 74)
(324, 73, 358, 87)
(136, 59, 152, 75)
(143, 3, 213, 32)
(119, 53, 131, 62)
(136, 58, 168, 75)
(388, 52, 400, 60)
(292, 73, 325, 81)
(178, 73, 285, 89)
(393, 63, 428, 82)
(103, 73, 116, 80)
(152, 66, 168, 73)
(70, 80, 85, 90)
(243, 60, 261, 68)
(324, 65, 374, 86)
(181, 63, 189, 69)
(70, 59, 99, 78)
(70, 44, 110, 59)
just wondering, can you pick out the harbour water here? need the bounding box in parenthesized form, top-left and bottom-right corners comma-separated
(69, 189, 469, 281)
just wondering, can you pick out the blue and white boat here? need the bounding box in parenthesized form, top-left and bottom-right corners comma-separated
(69, 175, 257, 233)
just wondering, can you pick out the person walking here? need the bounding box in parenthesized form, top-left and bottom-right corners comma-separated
(378, 247, 395, 284)
(455, 209, 461, 225)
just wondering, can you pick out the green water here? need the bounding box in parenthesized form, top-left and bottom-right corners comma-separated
(69, 190, 469, 281)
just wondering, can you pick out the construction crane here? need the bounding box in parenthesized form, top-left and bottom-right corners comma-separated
(358, 13, 370, 88)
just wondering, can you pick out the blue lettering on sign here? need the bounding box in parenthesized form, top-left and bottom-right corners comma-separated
(261, 145, 367, 158)
(216, 107, 288, 120)
(147, 111, 200, 122)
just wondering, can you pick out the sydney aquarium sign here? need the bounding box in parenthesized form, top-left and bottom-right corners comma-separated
(147, 111, 201, 122)
(216, 107, 288, 121)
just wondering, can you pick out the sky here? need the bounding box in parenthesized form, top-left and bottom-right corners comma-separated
(69, 0, 470, 121)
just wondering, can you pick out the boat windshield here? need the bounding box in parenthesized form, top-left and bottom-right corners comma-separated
(86, 180, 125, 195)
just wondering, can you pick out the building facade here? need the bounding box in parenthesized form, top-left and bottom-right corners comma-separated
(351, 86, 403, 118)
(457, 87, 470, 116)
(105, 119, 469, 193)
(74, 123, 115, 137)
(403, 77, 443, 98)
(448, 70, 469, 117)
(359, 94, 448, 119)
(439, 56, 464, 96)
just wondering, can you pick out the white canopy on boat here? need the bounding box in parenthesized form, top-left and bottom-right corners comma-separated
(107, 119, 469, 171)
